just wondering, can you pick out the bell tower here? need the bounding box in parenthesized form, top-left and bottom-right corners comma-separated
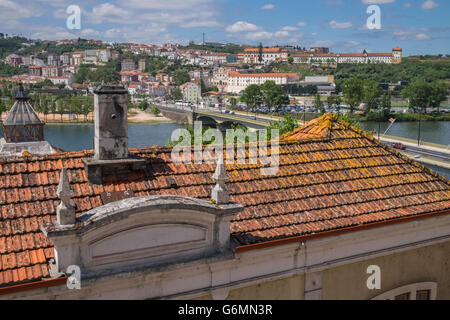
(392, 47, 402, 64)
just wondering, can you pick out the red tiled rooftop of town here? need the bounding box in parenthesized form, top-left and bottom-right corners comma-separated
(0, 114, 449, 287)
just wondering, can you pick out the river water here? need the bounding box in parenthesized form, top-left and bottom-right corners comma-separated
(360, 121, 450, 146)
(0, 123, 184, 151)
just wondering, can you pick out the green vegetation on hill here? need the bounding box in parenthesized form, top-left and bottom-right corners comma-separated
(179, 42, 244, 54)
(20, 38, 107, 60)
(0, 36, 33, 59)
(0, 62, 28, 77)
(334, 57, 450, 84)
(74, 62, 120, 85)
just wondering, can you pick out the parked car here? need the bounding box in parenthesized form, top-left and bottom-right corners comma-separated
(393, 143, 407, 150)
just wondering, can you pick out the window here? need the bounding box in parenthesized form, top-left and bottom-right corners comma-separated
(416, 290, 431, 300)
(372, 282, 437, 300)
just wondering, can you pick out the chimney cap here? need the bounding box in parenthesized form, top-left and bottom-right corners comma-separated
(94, 85, 127, 95)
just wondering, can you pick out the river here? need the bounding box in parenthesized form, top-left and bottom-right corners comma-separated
(0, 123, 184, 151)
(360, 121, 450, 146)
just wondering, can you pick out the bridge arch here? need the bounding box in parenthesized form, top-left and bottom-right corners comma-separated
(196, 116, 218, 128)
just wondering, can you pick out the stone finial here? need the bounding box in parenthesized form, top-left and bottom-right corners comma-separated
(56, 167, 76, 225)
(211, 155, 229, 205)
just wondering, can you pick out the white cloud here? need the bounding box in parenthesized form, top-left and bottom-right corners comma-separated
(261, 3, 275, 10)
(226, 21, 261, 33)
(329, 20, 353, 29)
(362, 0, 395, 4)
(342, 40, 361, 48)
(393, 28, 431, 41)
(281, 26, 298, 32)
(416, 33, 431, 40)
(403, 2, 412, 8)
(421, 0, 439, 10)
(297, 22, 307, 27)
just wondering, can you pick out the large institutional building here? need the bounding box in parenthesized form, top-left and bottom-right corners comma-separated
(224, 71, 299, 93)
(243, 47, 289, 65)
(0, 85, 448, 300)
(292, 47, 403, 65)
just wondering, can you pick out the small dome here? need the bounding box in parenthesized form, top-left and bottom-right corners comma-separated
(3, 84, 43, 126)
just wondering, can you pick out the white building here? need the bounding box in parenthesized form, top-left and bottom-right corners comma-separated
(292, 47, 402, 65)
(244, 47, 289, 65)
(180, 82, 202, 103)
(224, 71, 299, 93)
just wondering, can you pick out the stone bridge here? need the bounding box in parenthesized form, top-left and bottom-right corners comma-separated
(159, 105, 268, 131)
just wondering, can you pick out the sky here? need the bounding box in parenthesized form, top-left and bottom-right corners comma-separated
(0, 0, 449, 55)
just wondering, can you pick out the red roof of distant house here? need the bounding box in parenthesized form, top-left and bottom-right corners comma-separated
(245, 47, 281, 53)
(229, 71, 299, 78)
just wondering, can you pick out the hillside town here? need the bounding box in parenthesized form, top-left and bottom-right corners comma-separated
(1, 38, 403, 104)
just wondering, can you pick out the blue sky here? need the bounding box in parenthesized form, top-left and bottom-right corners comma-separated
(1, 0, 448, 55)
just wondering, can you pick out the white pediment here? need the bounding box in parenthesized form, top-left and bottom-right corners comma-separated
(42, 195, 243, 275)
(90, 224, 207, 259)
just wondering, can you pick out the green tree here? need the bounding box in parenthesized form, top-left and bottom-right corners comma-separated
(362, 80, 381, 113)
(261, 81, 289, 112)
(0, 100, 6, 120)
(138, 100, 149, 111)
(380, 92, 392, 118)
(314, 94, 325, 113)
(229, 97, 237, 110)
(173, 70, 190, 86)
(151, 104, 160, 116)
(258, 43, 263, 64)
(266, 114, 299, 138)
(402, 80, 432, 113)
(429, 81, 448, 113)
(342, 78, 364, 113)
(57, 99, 65, 121)
(240, 84, 262, 113)
(288, 57, 294, 64)
(326, 94, 341, 107)
(172, 88, 183, 101)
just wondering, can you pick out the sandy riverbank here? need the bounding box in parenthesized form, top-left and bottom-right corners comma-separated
(128, 109, 172, 124)
(0, 109, 172, 124)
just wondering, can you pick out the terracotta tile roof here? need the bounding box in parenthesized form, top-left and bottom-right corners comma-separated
(229, 71, 299, 78)
(0, 114, 449, 287)
(245, 48, 281, 53)
(367, 53, 392, 57)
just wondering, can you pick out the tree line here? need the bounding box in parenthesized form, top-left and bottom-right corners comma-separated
(240, 81, 290, 113)
(0, 83, 94, 122)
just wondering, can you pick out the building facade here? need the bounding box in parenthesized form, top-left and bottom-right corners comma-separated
(223, 71, 299, 93)
(180, 82, 202, 103)
(244, 48, 289, 65)
(292, 47, 402, 65)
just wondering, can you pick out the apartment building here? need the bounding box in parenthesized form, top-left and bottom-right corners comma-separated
(121, 59, 136, 72)
(42, 66, 62, 78)
(180, 81, 202, 103)
(28, 65, 42, 77)
(70, 52, 84, 66)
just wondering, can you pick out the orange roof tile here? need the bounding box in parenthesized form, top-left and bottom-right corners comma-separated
(229, 71, 299, 78)
(0, 114, 448, 287)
